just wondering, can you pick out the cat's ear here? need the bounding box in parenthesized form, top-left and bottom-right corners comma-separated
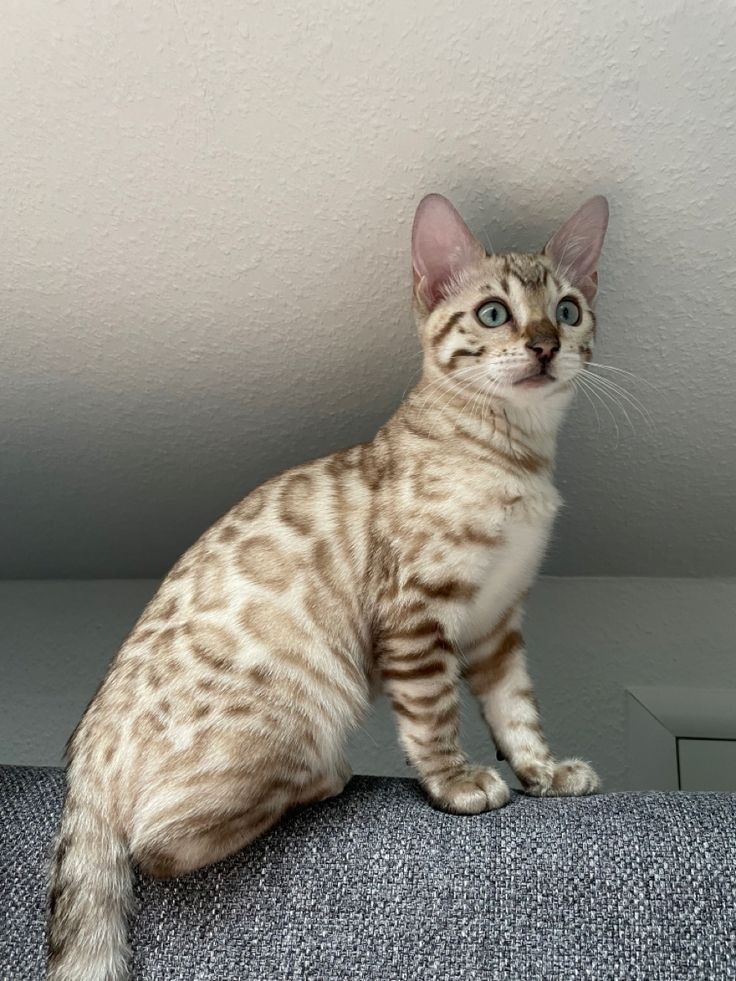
(411, 194, 486, 312)
(544, 196, 609, 302)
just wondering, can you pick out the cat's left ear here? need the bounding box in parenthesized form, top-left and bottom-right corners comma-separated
(544, 196, 609, 302)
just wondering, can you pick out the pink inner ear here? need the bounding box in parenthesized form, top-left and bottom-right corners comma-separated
(544, 196, 609, 296)
(412, 194, 486, 310)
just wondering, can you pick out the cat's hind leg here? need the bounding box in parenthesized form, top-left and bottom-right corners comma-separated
(130, 684, 365, 877)
(131, 751, 355, 878)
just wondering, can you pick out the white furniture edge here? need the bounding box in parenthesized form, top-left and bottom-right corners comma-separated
(626, 686, 736, 791)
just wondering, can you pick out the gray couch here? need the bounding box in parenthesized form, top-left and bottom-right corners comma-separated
(1, 765, 735, 980)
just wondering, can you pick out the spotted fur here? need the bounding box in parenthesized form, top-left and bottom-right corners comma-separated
(48, 194, 607, 980)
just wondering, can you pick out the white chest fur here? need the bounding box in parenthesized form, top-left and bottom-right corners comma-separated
(452, 488, 560, 649)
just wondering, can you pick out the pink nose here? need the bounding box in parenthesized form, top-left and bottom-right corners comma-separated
(525, 338, 560, 363)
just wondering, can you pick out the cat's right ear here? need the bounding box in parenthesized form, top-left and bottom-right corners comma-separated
(411, 194, 486, 313)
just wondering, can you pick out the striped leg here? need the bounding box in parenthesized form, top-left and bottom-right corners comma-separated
(464, 614, 600, 796)
(380, 626, 509, 813)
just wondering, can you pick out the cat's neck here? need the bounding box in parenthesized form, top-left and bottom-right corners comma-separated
(400, 371, 574, 463)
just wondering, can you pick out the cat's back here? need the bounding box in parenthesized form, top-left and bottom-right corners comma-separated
(94, 445, 383, 699)
(67, 446, 382, 788)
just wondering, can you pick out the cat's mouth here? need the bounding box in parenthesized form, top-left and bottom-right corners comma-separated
(513, 369, 557, 387)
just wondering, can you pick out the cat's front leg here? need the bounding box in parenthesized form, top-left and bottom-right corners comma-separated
(379, 625, 510, 813)
(464, 611, 600, 797)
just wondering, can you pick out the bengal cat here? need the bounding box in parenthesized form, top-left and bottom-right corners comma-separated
(48, 192, 608, 980)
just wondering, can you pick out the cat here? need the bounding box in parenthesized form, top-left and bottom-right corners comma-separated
(48, 191, 608, 981)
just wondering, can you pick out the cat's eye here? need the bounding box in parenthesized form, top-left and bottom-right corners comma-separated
(556, 298, 581, 326)
(476, 301, 510, 328)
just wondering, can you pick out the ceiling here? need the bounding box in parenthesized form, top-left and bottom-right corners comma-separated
(2, 0, 734, 578)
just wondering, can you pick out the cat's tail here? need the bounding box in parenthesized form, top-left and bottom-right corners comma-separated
(47, 775, 134, 981)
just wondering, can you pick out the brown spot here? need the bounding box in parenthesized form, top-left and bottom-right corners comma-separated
(218, 524, 239, 544)
(463, 602, 519, 655)
(444, 526, 504, 549)
(506, 718, 543, 736)
(391, 698, 457, 728)
(138, 711, 166, 735)
(401, 683, 455, 709)
(234, 486, 266, 523)
(455, 422, 548, 475)
(381, 642, 438, 666)
(279, 472, 315, 535)
(304, 544, 367, 654)
(249, 664, 270, 686)
(383, 659, 448, 682)
(401, 416, 438, 442)
(239, 599, 364, 703)
(189, 623, 239, 673)
(358, 442, 384, 490)
(167, 560, 192, 581)
(237, 535, 292, 592)
(389, 619, 440, 642)
(551, 762, 578, 792)
(223, 701, 252, 717)
(191, 554, 228, 612)
(465, 629, 524, 695)
(512, 686, 542, 713)
(432, 310, 464, 348)
(131, 626, 157, 645)
(411, 467, 449, 503)
(139, 593, 179, 625)
(446, 347, 482, 371)
(405, 574, 477, 602)
(160, 598, 179, 619)
(324, 445, 362, 477)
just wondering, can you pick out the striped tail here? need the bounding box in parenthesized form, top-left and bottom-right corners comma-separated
(47, 780, 134, 981)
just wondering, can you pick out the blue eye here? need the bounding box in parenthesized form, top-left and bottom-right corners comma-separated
(556, 298, 581, 326)
(476, 301, 510, 328)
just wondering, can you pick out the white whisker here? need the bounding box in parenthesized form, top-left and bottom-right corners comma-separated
(573, 377, 602, 433)
(586, 360, 657, 391)
(583, 370, 654, 430)
(576, 371, 621, 446)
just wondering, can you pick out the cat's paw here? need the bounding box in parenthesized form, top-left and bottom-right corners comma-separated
(426, 765, 510, 814)
(520, 758, 600, 797)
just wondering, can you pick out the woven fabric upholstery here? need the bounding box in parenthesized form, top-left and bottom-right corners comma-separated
(1, 765, 735, 980)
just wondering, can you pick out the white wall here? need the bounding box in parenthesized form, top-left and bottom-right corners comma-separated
(1, 0, 735, 578)
(4, 579, 734, 790)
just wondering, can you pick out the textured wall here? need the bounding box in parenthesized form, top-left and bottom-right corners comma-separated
(1, 0, 735, 577)
(3, 578, 735, 789)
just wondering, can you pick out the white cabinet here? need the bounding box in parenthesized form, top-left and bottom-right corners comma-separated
(627, 687, 736, 792)
(678, 739, 736, 792)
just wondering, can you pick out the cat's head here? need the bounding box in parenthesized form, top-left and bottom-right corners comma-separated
(412, 194, 608, 409)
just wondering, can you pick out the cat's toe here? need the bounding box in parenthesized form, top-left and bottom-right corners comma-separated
(521, 758, 600, 797)
(550, 758, 600, 796)
(516, 759, 556, 796)
(427, 765, 510, 814)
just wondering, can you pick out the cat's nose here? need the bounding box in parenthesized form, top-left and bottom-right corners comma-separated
(525, 338, 560, 363)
